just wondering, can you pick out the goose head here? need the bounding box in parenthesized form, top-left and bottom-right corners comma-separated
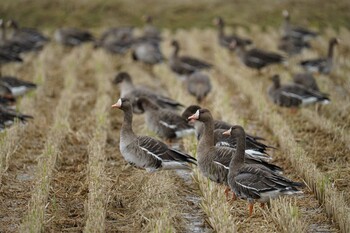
(223, 125, 246, 138)
(188, 108, 213, 123)
(111, 98, 132, 111)
(213, 17, 224, 27)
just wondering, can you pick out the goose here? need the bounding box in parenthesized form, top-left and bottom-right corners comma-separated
(54, 28, 94, 47)
(111, 98, 196, 172)
(137, 97, 194, 141)
(213, 17, 252, 50)
(282, 10, 318, 41)
(131, 38, 163, 65)
(0, 105, 33, 130)
(142, 15, 162, 42)
(292, 73, 319, 92)
(186, 72, 212, 103)
(0, 19, 28, 54)
(278, 35, 311, 56)
(299, 38, 339, 74)
(0, 76, 36, 96)
(6, 19, 49, 50)
(182, 105, 271, 155)
(268, 74, 329, 108)
(222, 125, 303, 216)
(0, 83, 15, 106)
(169, 40, 213, 76)
(94, 27, 134, 54)
(187, 108, 283, 196)
(230, 41, 285, 72)
(113, 72, 183, 114)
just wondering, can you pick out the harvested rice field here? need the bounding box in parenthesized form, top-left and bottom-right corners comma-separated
(0, 1, 350, 233)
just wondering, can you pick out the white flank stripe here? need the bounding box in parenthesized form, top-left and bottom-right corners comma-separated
(213, 161, 229, 170)
(10, 86, 28, 97)
(140, 146, 162, 161)
(175, 128, 195, 138)
(159, 120, 177, 129)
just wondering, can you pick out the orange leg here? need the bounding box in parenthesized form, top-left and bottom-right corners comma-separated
(249, 203, 254, 216)
(231, 192, 236, 201)
(224, 186, 230, 199)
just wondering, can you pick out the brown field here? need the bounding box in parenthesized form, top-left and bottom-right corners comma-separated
(1, 1, 350, 232)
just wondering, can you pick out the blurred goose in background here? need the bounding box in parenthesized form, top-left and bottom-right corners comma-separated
(113, 72, 183, 114)
(0, 84, 15, 106)
(54, 28, 94, 47)
(0, 105, 33, 131)
(278, 35, 311, 56)
(94, 27, 134, 54)
(230, 41, 285, 72)
(213, 17, 252, 50)
(292, 73, 320, 92)
(142, 15, 162, 42)
(137, 97, 194, 141)
(131, 37, 163, 65)
(0, 76, 37, 97)
(222, 125, 303, 216)
(182, 105, 273, 159)
(186, 72, 212, 103)
(268, 74, 329, 108)
(187, 108, 282, 196)
(282, 10, 318, 41)
(6, 19, 49, 51)
(169, 40, 213, 76)
(299, 38, 339, 74)
(112, 98, 196, 172)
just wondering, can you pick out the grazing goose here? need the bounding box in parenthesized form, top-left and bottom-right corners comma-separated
(268, 74, 329, 108)
(137, 97, 194, 141)
(6, 19, 49, 50)
(0, 76, 36, 96)
(282, 10, 318, 41)
(213, 17, 252, 50)
(299, 38, 339, 74)
(187, 108, 282, 195)
(113, 72, 183, 113)
(54, 28, 94, 47)
(230, 41, 285, 72)
(223, 125, 303, 216)
(182, 105, 272, 159)
(0, 105, 33, 130)
(292, 73, 319, 92)
(186, 72, 212, 103)
(169, 40, 213, 76)
(131, 38, 163, 65)
(278, 35, 311, 56)
(111, 98, 196, 172)
(142, 15, 162, 42)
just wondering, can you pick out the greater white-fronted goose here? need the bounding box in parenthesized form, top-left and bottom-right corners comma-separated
(131, 38, 163, 65)
(0, 76, 36, 96)
(142, 15, 162, 42)
(278, 35, 311, 56)
(113, 72, 183, 114)
(213, 17, 252, 50)
(223, 125, 303, 216)
(187, 109, 282, 191)
(6, 19, 49, 50)
(111, 98, 196, 172)
(230, 41, 285, 72)
(292, 73, 319, 92)
(299, 38, 339, 74)
(54, 28, 94, 47)
(186, 72, 212, 103)
(268, 74, 329, 108)
(137, 97, 194, 141)
(0, 105, 33, 131)
(282, 10, 318, 41)
(169, 40, 213, 76)
(94, 27, 134, 54)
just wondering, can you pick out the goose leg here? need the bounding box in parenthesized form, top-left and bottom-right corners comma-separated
(224, 186, 230, 199)
(248, 202, 254, 216)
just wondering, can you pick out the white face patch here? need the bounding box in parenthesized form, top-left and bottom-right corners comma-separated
(116, 98, 122, 107)
(194, 110, 200, 119)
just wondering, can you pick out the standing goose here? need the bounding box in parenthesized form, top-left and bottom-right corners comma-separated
(113, 72, 183, 113)
(213, 17, 252, 50)
(230, 41, 285, 72)
(169, 40, 213, 76)
(299, 38, 339, 74)
(282, 10, 318, 41)
(137, 97, 194, 141)
(292, 73, 320, 92)
(54, 28, 94, 47)
(223, 125, 303, 216)
(186, 72, 212, 103)
(0, 76, 36, 97)
(187, 109, 282, 194)
(112, 98, 196, 172)
(142, 15, 162, 42)
(131, 38, 163, 65)
(268, 74, 329, 108)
